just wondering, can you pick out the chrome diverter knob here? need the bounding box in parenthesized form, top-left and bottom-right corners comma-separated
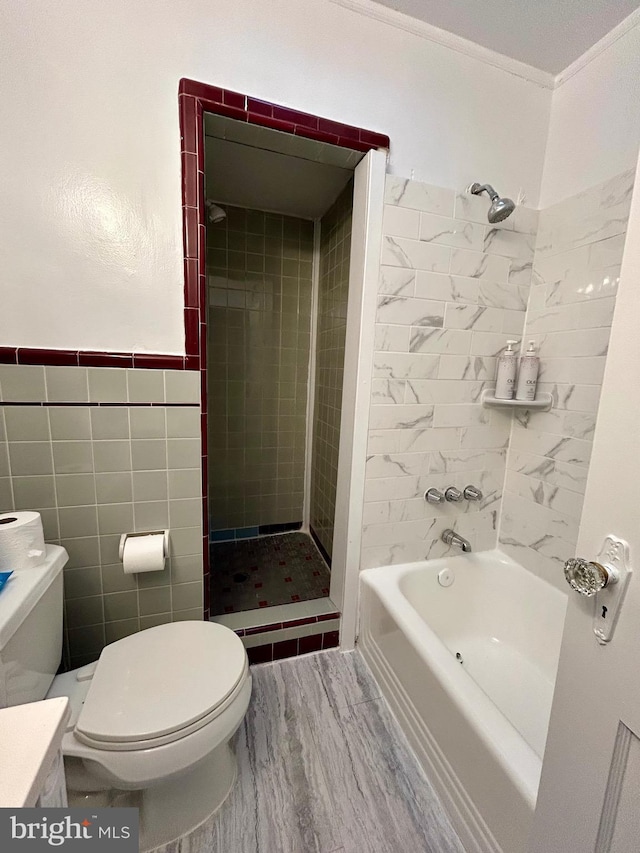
(463, 485, 483, 501)
(564, 557, 619, 597)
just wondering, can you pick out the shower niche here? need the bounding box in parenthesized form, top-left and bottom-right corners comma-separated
(204, 113, 362, 625)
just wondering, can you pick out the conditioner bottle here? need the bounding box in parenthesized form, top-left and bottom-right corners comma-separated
(495, 340, 519, 400)
(516, 341, 540, 401)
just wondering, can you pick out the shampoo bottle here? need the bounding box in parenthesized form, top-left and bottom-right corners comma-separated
(495, 340, 519, 400)
(516, 341, 540, 401)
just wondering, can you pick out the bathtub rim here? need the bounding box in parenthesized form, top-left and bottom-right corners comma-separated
(360, 548, 557, 811)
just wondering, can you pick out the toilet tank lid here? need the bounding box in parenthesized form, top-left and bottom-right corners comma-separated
(0, 546, 67, 649)
(76, 621, 248, 744)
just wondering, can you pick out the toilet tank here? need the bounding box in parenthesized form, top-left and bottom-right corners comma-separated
(0, 545, 67, 708)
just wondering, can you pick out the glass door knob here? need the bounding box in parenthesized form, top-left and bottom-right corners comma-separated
(564, 557, 617, 596)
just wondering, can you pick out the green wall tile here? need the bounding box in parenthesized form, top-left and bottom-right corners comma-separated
(207, 204, 314, 530)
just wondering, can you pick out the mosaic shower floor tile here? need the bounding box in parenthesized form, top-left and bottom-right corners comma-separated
(210, 532, 331, 615)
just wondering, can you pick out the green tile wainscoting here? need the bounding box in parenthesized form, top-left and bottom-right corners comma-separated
(0, 364, 203, 668)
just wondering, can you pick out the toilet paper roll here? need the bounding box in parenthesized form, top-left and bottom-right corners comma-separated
(122, 533, 166, 575)
(0, 511, 47, 571)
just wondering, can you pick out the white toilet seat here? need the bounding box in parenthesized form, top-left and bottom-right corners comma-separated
(62, 674, 252, 790)
(74, 658, 249, 751)
(47, 620, 252, 789)
(76, 621, 247, 747)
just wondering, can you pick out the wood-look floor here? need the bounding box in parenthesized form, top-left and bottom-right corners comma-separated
(154, 650, 465, 853)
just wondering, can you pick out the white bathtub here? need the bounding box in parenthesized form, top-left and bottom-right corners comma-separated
(359, 549, 567, 853)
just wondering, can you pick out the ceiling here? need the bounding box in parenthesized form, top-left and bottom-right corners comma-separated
(204, 114, 362, 219)
(368, 0, 640, 73)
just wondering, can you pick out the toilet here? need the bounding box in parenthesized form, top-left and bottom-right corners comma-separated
(0, 544, 252, 851)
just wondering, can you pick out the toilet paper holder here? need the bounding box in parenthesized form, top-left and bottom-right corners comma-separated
(118, 530, 170, 562)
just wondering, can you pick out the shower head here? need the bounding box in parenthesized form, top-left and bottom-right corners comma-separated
(467, 183, 516, 223)
(206, 201, 227, 224)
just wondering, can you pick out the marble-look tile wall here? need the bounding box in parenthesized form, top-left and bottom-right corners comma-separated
(500, 170, 635, 590)
(310, 182, 353, 560)
(361, 176, 538, 569)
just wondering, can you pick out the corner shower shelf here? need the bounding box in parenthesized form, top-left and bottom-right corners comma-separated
(480, 389, 553, 412)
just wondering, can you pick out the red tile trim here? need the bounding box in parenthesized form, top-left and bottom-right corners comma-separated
(198, 224, 206, 278)
(184, 309, 200, 356)
(318, 117, 360, 141)
(179, 96, 197, 154)
(0, 349, 188, 369)
(200, 414, 208, 456)
(247, 645, 273, 665)
(179, 79, 390, 152)
(78, 352, 134, 368)
(361, 129, 392, 148)
(201, 101, 247, 122)
(199, 370, 207, 412)
(246, 98, 273, 117)
(223, 90, 246, 109)
(233, 612, 340, 637)
(181, 152, 198, 208)
(296, 127, 339, 146)
(198, 273, 206, 311)
(273, 639, 298, 659)
(286, 616, 318, 628)
(247, 633, 341, 663)
(17, 348, 79, 366)
(317, 612, 341, 622)
(183, 207, 199, 260)
(245, 622, 282, 636)
(0, 347, 18, 364)
(322, 631, 340, 649)
(184, 258, 199, 308)
(273, 106, 318, 130)
(132, 354, 185, 370)
(299, 634, 323, 654)
(179, 79, 223, 101)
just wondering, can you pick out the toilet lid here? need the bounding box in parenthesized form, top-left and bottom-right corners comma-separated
(76, 621, 247, 745)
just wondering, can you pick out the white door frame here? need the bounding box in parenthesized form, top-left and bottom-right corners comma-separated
(329, 148, 386, 649)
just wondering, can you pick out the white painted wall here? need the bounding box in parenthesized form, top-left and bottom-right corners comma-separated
(540, 20, 640, 206)
(0, 0, 550, 354)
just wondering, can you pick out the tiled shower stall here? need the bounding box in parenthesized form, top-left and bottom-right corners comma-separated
(205, 183, 354, 622)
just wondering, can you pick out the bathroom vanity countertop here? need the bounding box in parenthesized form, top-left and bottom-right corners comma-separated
(0, 696, 70, 806)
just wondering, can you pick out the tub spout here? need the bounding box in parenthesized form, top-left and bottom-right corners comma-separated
(442, 529, 472, 553)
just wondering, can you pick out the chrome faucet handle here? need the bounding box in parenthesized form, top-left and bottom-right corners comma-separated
(425, 488, 445, 504)
(444, 487, 464, 502)
(564, 557, 619, 597)
(463, 485, 483, 501)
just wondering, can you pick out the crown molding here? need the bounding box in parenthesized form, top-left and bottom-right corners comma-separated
(327, 0, 555, 89)
(554, 6, 640, 88)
